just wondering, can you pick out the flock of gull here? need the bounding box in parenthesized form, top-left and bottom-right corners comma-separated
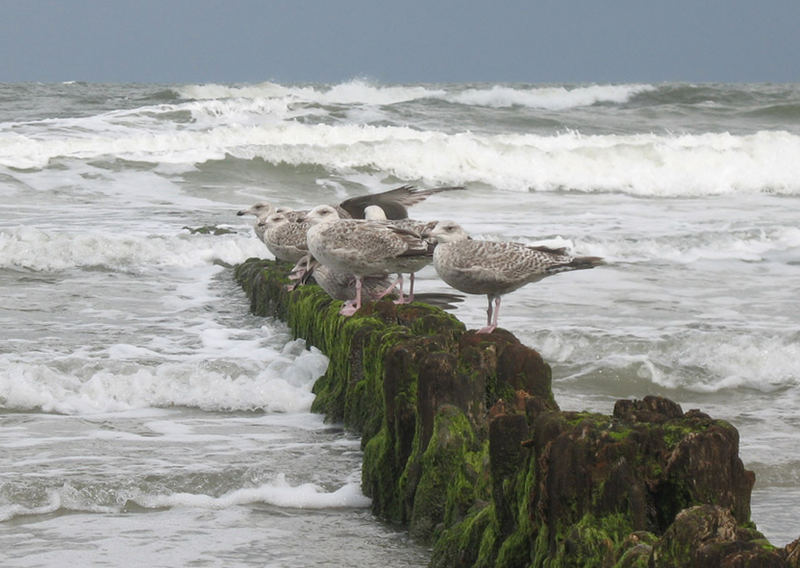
(237, 185, 604, 333)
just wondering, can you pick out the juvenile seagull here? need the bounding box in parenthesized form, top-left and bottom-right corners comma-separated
(258, 212, 310, 263)
(304, 205, 431, 316)
(363, 204, 437, 303)
(237, 203, 301, 221)
(237, 204, 299, 245)
(426, 221, 605, 334)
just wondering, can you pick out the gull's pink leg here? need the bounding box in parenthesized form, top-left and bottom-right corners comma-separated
(399, 273, 416, 304)
(371, 273, 404, 304)
(376, 274, 403, 302)
(477, 295, 500, 334)
(340, 278, 363, 316)
(391, 274, 407, 304)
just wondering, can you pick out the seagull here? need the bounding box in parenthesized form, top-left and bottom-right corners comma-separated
(237, 203, 300, 221)
(258, 212, 310, 263)
(235, 204, 300, 245)
(426, 221, 605, 334)
(362, 204, 437, 303)
(304, 205, 431, 316)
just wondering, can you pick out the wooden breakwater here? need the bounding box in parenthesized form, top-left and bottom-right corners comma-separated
(234, 258, 799, 568)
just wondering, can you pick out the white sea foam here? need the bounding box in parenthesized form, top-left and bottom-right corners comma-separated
(177, 78, 445, 106)
(0, 340, 328, 414)
(0, 226, 266, 271)
(150, 123, 800, 197)
(447, 83, 656, 109)
(176, 79, 651, 110)
(226, 126, 800, 196)
(549, 330, 800, 395)
(650, 334, 800, 393)
(0, 474, 368, 524)
(134, 473, 371, 510)
(3, 96, 800, 196)
(177, 81, 296, 101)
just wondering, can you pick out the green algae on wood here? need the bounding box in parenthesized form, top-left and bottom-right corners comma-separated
(234, 258, 799, 568)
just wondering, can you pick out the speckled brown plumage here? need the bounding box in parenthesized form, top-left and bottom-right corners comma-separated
(428, 220, 604, 333)
(305, 205, 432, 314)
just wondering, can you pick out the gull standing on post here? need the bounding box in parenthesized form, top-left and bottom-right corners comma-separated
(362, 205, 437, 303)
(304, 205, 431, 316)
(426, 221, 605, 334)
(256, 212, 311, 263)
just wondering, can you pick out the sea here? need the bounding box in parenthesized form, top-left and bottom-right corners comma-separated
(1, 80, 799, 566)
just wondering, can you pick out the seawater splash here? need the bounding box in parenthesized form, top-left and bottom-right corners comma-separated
(541, 329, 800, 395)
(133, 473, 371, 510)
(0, 226, 265, 271)
(4, 120, 799, 195)
(176, 79, 446, 106)
(0, 474, 369, 523)
(0, 340, 328, 414)
(3, 79, 800, 196)
(175, 79, 654, 110)
(446, 83, 656, 109)
(222, 126, 800, 196)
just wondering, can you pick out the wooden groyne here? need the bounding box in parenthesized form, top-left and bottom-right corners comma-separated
(234, 258, 799, 568)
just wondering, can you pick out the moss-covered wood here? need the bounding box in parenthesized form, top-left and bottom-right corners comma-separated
(234, 258, 799, 568)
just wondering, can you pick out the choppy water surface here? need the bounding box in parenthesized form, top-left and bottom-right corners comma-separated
(1, 80, 799, 565)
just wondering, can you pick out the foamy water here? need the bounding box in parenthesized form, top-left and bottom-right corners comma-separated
(1, 80, 799, 565)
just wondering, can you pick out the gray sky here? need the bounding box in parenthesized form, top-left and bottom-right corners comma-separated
(2, 0, 799, 84)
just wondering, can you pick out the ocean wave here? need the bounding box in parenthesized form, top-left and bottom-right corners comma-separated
(0, 226, 266, 271)
(0, 473, 370, 522)
(446, 83, 656, 109)
(547, 329, 800, 395)
(223, 125, 800, 196)
(0, 488, 66, 522)
(177, 79, 654, 110)
(133, 473, 371, 510)
(4, 112, 800, 196)
(176, 78, 446, 106)
(651, 333, 800, 393)
(0, 340, 328, 414)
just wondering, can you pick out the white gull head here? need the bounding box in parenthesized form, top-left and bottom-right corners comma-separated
(238, 202, 294, 217)
(257, 212, 291, 230)
(426, 220, 470, 244)
(303, 204, 342, 225)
